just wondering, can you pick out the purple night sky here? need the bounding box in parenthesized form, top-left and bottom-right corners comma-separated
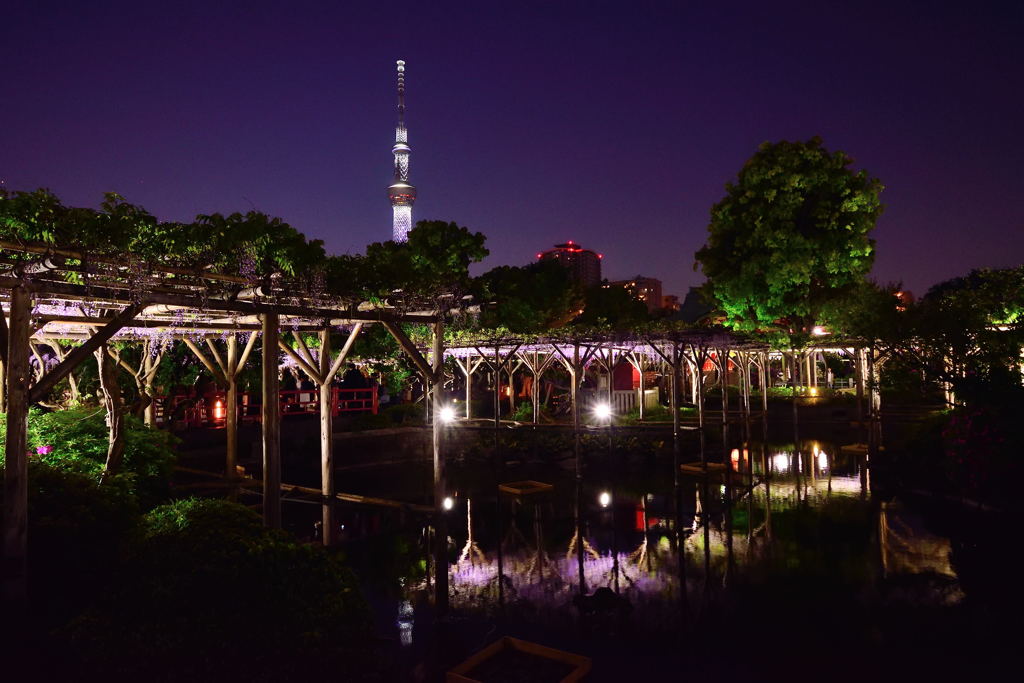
(3, 1, 1022, 299)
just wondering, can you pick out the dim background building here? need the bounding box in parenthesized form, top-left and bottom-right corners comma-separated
(607, 275, 663, 313)
(537, 241, 602, 289)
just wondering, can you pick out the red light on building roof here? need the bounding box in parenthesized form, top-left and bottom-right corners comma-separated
(536, 253, 542, 258)
(567, 240, 574, 244)
(597, 254, 603, 259)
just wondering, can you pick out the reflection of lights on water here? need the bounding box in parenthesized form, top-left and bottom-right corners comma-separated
(812, 443, 828, 472)
(731, 447, 749, 471)
(443, 496, 454, 511)
(599, 491, 611, 507)
(772, 453, 790, 473)
(396, 600, 414, 647)
(439, 405, 456, 423)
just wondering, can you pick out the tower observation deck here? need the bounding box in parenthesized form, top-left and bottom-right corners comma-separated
(388, 60, 416, 242)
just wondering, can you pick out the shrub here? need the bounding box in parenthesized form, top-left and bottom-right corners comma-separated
(1, 407, 178, 507)
(71, 499, 374, 681)
(0, 461, 141, 620)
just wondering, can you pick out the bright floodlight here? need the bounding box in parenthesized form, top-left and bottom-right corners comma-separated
(599, 491, 611, 508)
(442, 496, 454, 511)
(593, 403, 612, 420)
(439, 406, 456, 423)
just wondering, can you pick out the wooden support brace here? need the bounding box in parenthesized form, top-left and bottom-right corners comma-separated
(183, 337, 228, 387)
(381, 320, 437, 381)
(29, 301, 147, 403)
(324, 323, 362, 384)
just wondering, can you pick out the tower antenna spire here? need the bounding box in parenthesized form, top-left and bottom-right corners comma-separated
(388, 59, 416, 242)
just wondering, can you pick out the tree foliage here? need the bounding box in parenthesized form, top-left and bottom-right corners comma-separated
(360, 219, 488, 301)
(0, 189, 326, 278)
(696, 137, 883, 338)
(574, 282, 650, 328)
(473, 259, 583, 332)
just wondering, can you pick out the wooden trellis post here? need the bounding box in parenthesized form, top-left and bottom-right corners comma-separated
(276, 324, 362, 545)
(261, 313, 281, 529)
(430, 319, 448, 615)
(3, 284, 31, 603)
(184, 332, 257, 481)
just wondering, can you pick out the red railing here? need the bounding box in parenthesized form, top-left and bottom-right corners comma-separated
(155, 386, 378, 428)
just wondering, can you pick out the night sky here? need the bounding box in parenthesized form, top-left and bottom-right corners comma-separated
(3, 1, 1023, 299)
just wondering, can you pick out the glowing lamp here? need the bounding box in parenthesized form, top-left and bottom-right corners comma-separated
(593, 403, 612, 420)
(442, 496, 454, 511)
(439, 406, 456, 423)
(599, 491, 611, 507)
(213, 400, 225, 420)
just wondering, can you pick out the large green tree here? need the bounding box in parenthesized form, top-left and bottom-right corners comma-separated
(695, 137, 883, 338)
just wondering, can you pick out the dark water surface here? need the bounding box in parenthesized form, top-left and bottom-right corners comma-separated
(281, 423, 1015, 681)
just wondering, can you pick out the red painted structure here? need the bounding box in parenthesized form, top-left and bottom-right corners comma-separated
(154, 386, 378, 428)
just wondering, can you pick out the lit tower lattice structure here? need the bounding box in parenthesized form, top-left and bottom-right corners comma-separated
(388, 60, 416, 242)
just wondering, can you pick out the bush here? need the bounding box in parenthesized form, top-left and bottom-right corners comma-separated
(71, 499, 374, 681)
(1, 407, 178, 507)
(0, 461, 141, 620)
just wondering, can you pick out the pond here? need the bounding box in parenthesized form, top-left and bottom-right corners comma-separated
(291, 424, 1013, 681)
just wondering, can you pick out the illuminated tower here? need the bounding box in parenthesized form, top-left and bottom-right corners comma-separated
(388, 60, 416, 242)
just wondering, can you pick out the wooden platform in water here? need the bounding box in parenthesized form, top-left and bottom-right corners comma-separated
(499, 480, 555, 497)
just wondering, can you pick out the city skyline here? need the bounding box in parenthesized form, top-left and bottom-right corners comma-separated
(2, 1, 1022, 298)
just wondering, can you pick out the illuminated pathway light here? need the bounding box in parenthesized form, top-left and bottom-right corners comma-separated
(439, 405, 456, 423)
(593, 403, 612, 420)
(443, 496, 454, 511)
(599, 491, 612, 507)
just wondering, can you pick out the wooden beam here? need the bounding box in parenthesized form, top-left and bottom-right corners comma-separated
(29, 301, 146, 404)
(0, 276, 438, 325)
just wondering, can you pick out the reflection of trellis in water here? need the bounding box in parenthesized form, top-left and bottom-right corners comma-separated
(501, 486, 563, 597)
(457, 499, 486, 566)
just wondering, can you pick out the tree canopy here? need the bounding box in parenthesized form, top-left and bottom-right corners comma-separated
(695, 137, 883, 340)
(473, 259, 582, 332)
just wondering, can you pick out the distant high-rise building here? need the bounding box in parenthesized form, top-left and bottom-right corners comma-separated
(662, 294, 680, 312)
(608, 276, 663, 313)
(537, 241, 602, 288)
(387, 60, 416, 242)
